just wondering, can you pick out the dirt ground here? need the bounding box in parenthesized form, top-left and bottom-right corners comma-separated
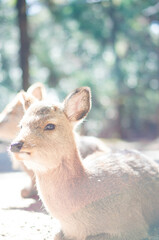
(1, 139, 159, 240)
(0, 171, 61, 240)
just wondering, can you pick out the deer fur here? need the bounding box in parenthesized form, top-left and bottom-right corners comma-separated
(1, 84, 109, 198)
(10, 87, 159, 240)
(0, 83, 45, 197)
(0, 82, 45, 141)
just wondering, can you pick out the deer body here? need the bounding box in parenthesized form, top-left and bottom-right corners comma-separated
(10, 87, 159, 240)
(35, 149, 159, 240)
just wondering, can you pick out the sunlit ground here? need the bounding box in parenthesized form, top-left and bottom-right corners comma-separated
(0, 172, 34, 209)
(0, 171, 61, 240)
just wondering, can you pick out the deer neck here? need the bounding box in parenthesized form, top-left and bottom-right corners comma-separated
(35, 143, 87, 218)
(36, 144, 86, 183)
(54, 147, 86, 180)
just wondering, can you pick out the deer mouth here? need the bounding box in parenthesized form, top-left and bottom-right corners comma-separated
(11, 151, 31, 162)
(20, 151, 31, 155)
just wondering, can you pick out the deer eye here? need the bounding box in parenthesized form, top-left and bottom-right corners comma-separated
(44, 123, 55, 131)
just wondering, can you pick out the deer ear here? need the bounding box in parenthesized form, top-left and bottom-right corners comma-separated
(27, 82, 46, 101)
(63, 87, 91, 123)
(19, 91, 37, 111)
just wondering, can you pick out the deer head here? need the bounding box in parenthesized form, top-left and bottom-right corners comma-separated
(0, 82, 45, 141)
(10, 87, 91, 172)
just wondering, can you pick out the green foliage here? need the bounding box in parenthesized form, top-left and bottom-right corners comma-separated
(0, 0, 21, 107)
(0, 0, 159, 139)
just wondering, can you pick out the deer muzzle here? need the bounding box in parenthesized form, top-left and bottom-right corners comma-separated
(10, 141, 24, 152)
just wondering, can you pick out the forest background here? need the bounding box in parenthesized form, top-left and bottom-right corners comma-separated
(0, 0, 159, 141)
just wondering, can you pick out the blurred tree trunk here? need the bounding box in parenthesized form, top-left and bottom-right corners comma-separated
(108, 0, 125, 139)
(16, 0, 29, 91)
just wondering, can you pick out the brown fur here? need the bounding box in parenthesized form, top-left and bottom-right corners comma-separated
(10, 87, 159, 240)
(0, 91, 24, 141)
(0, 82, 45, 141)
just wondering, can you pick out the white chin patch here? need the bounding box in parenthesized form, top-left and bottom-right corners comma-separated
(21, 152, 30, 157)
(23, 159, 49, 172)
(17, 152, 31, 161)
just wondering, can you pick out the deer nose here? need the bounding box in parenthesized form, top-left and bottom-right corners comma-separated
(10, 141, 24, 152)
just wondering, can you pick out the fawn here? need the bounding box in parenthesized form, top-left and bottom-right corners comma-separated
(0, 82, 45, 198)
(10, 86, 159, 240)
(1, 84, 109, 198)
